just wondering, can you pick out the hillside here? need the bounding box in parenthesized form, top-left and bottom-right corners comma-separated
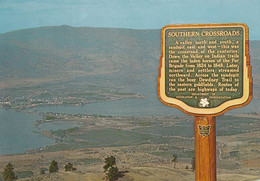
(1, 26, 260, 87)
(0, 26, 160, 88)
(0, 26, 260, 113)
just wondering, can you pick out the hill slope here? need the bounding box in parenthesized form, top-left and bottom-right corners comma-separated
(0, 26, 260, 106)
(0, 26, 160, 87)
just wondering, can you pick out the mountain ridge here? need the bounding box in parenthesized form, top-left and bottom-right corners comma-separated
(0, 25, 260, 90)
(0, 25, 161, 88)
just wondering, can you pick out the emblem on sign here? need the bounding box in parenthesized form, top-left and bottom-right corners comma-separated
(199, 98, 209, 107)
(198, 125, 211, 137)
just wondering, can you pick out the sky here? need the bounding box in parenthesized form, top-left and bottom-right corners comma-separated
(1, 0, 260, 39)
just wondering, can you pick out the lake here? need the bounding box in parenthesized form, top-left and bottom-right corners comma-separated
(0, 109, 80, 155)
(0, 109, 54, 155)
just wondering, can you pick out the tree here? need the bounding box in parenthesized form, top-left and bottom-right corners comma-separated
(64, 163, 77, 172)
(107, 166, 119, 181)
(103, 156, 116, 172)
(2, 163, 16, 181)
(171, 155, 178, 168)
(49, 160, 59, 173)
(191, 157, 195, 172)
(103, 156, 119, 181)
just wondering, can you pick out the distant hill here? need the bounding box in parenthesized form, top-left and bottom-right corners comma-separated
(0, 26, 259, 90)
(0, 25, 161, 88)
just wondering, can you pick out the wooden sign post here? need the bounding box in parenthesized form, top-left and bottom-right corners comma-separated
(194, 116, 216, 181)
(158, 24, 252, 180)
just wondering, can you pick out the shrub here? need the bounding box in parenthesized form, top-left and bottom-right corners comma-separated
(107, 166, 119, 181)
(49, 160, 58, 173)
(64, 163, 77, 172)
(2, 163, 16, 181)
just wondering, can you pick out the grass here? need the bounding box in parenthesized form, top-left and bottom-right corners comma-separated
(150, 151, 171, 158)
(76, 158, 102, 165)
(249, 138, 260, 143)
(41, 114, 259, 162)
(46, 116, 57, 120)
(216, 115, 259, 136)
(217, 161, 240, 170)
(51, 127, 79, 138)
(16, 171, 34, 179)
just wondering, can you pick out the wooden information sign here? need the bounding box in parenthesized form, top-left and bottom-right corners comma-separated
(158, 24, 252, 181)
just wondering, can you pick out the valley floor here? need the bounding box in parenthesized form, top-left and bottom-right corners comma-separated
(0, 114, 259, 181)
(0, 145, 259, 181)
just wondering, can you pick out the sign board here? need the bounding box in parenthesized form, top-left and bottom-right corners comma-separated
(158, 24, 252, 116)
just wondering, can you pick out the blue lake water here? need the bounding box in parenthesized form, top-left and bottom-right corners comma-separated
(0, 109, 81, 155)
(0, 109, 54, 155)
